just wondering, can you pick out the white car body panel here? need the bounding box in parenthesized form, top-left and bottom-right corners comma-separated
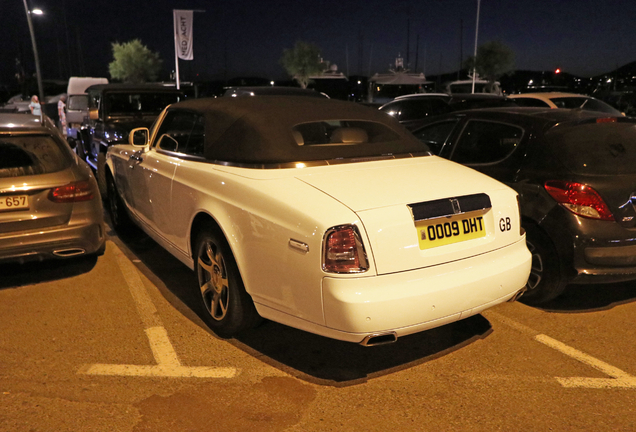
(291, 158, 521, 275)
(105, 99, 531, 344)
(321, 238, 529, 341)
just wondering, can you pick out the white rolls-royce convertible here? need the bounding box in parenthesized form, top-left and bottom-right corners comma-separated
(105, 96, 531, 346)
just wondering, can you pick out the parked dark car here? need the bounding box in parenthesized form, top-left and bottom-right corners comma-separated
(412, 107, 636, 304)
(379, 93, 517, 130)
(509, 92, 624, 116)
(0, 113, 104, 263)
(77, 84, 183, 195)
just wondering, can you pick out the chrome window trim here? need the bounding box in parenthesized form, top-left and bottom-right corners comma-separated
(151, 151, 432, 169)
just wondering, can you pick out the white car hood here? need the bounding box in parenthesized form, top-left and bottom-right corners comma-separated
(295, 157, 522, 275)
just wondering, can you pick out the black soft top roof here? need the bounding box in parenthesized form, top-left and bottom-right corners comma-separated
(170, 96, 427, 165)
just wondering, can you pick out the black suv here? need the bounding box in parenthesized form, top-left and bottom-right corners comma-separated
(413, 107, 636, 304)
(77, 84, 183, 195)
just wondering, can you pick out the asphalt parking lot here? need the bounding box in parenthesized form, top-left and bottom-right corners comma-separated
(1, 222, 636, 431)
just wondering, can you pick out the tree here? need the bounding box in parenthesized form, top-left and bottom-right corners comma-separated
(464, 41, 515, 91)
(108, 39, 162, 84)
(280, 41, 323, 89)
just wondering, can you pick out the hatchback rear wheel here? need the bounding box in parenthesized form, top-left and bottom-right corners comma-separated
(521, 224, 568, 304)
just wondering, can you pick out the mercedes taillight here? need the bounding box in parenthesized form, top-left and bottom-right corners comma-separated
(49, 181, 95, 203)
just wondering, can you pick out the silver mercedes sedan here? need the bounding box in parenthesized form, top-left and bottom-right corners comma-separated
(0, 114, 105, 262)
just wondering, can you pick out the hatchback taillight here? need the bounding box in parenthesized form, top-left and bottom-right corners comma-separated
(544, 180, 614, 221)
(323, 225, 369, 273)
(49, 181, 95, 203)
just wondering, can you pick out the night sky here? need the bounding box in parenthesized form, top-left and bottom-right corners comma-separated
(2, 0, 636, 90)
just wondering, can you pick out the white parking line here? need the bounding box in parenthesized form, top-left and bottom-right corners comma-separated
(79, 242, 238, 379)
(487, 311, 636, 389)
(535, 335, 636, 388)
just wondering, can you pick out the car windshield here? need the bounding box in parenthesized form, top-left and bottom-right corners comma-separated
(67, 95, 88, 111)
(550, 97, 622, 115)
(106, 92, 181, 116)
(546, 120, 636, 175)
(0, 135, 71, 178)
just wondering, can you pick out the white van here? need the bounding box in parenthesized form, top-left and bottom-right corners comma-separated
(66, 77, 108, 141)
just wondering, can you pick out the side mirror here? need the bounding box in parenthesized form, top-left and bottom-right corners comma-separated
(89, 108, 99, 120)
(129, 127, 150, 147)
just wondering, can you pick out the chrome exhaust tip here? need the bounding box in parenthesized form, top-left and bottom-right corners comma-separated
(53, 248, 86, 257)
(359, 332, 398, 347)
(508, 287, 527, 302)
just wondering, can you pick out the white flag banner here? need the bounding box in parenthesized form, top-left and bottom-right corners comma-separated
(174, 10, 194, 60)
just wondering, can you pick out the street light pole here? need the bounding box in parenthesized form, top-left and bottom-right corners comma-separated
(22, 0, 44, 103)
(471, 0, 481, 94)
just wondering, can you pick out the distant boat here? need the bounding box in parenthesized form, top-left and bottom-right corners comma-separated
(308, 61, 350, 100)
(367, 55, 434, 104)
(445, 73, 502, 95)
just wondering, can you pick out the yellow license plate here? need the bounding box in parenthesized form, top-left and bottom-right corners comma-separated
(416, 213, 486, 250)
(0, 195, 29, 212)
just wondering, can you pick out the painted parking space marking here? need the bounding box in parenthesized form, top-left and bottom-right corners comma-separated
(487, 311, 636, 389)
(535, 335, 636, 388)
(79, 242, 238, 379)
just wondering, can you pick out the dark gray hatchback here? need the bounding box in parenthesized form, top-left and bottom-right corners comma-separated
(412, 107, 636, 304)
(0, 114, 104, 263)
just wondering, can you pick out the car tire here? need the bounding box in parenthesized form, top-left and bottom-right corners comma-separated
(195, 226, 261, 338)
(97, 152, 108, 199)
(520, 224, 568, 305)
(106, 172, 133, 233)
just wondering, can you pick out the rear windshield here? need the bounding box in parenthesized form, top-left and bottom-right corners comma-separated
(546, 121, 636, 175)
(292, 120, 401, 146)
(0, 135, 71, 178)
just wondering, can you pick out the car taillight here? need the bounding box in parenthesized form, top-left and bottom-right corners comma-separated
(49, 181, 95, 203)
(544, 180, 614, 221)
(323, 225, 369, 273)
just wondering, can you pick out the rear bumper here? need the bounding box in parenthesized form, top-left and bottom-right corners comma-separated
(572, 222, 636, 283)
(0, 220, 105, 263)
(316, 237, 530, 343)
(572, 244, 636, 283)
(539, 209, 636, 284)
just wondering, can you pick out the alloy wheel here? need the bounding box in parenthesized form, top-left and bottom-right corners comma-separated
(525, 240, 543, 292)
(198, 240, 229, 321)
